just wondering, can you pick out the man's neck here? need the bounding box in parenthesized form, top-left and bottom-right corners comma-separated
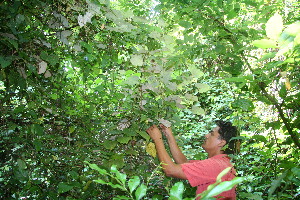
(207, 151, 224, 158)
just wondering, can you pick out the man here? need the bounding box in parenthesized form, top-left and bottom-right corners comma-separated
(146, 120, 239, 200)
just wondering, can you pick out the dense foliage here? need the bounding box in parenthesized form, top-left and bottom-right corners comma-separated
(0, 0, 299, 199)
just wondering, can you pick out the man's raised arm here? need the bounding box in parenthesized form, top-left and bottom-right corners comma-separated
(159, 124, 188, 164)
(146, 125, 187, 179)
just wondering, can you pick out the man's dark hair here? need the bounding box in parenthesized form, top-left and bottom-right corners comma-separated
(216, 120, 240, 154)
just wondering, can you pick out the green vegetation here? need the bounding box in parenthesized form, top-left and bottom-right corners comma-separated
(0, 0, 299, 199)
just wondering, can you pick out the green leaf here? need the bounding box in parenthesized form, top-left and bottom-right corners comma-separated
(230, 136, 246, 142)
(50, 93, 58, 100)
(138, 130, 150, 141)
(257, 52, 276, 62)
(33, 139, 43, 151)
(251, 135, 268, 143)
(17, 159, 27, 170)
(179, 21, 192, 28)
(94, 179, 107, 184)
(279, 84, 287, 98)
(111, 165, 127, 185)
(231, 98, 254, 111)
(265, 121, 281, 130)
(135, 184, 147, 200)
(130, 54, 143, 66)
(94, 179, 125, 190)
(117, 172, 127, 185)
(189, 67, 204, 78)
(117, 136, 131, 144)
(124, 75, 140, 85)
(294, 32, 300, 45)
(227, 10, 237, 20)
(268, 171, 288, 197)
(169, 182, 185, 200)
(85, 161, 108, 175)
(32, 124, 44, 136)
(195, 83, 211, 93)
(125, 149, 138, 156)
(80, 41, 93, 53)
(69, 171, 79, 179)
(7, 38, 18, 49)
(151, 195, 164, 200)
(128, 176, 140, 193)
(238, 192, 263, 200)
(41, 51, 59, 66)
(216, 167, 232, 182)
(266, 13, 283, 40)
(0, 56, 12, 68)
(225, 76, 248, 83)
(278, 22, 300, 50)
(103, 140, 117, 150)
(204, 177, 244, 198)
(252, 39, 277, 49)
(283, 21, 300, 37)
(115, 196, 132, 200)
(191, 105, 205, 115)
(58, 182, 74, 193)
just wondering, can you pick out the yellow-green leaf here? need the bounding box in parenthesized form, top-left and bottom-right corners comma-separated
(195, 83, 211, 93)
(191, 105, 205, 115)
(130, 54, 143, 66)
(146, 142, 156, 158)
(252, 39, 277, 49)
(266, 13, 283, 40)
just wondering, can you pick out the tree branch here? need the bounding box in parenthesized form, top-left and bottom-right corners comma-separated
(243, 55, 300, 149)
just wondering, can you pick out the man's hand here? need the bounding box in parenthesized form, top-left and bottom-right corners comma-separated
(146, 125, 162, 141)
(159, 124, 173, 138)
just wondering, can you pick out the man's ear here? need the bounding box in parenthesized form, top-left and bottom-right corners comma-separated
(218, 139, 227, 147)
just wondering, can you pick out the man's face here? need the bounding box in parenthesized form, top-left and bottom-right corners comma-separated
(202, 126, 224, 151)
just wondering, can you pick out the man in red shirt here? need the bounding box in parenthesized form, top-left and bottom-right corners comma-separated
(146, 120, 239, 199)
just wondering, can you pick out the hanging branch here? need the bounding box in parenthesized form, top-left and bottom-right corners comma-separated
(242, 56, 300, 149)
(259, 85, 300, 148)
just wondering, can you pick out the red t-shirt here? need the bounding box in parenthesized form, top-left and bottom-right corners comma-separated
(181, 154, 236, 200)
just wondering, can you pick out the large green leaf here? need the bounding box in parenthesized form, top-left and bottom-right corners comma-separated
(195, 83, 211, 93)
(191, 105, 205, 115)
(169, 182, 185, 200)
(266, 13, 283, 40)
(135, 184, 147, 200)
(0, 56, 12, 68)
(204, 177, 244, 198)
(58, 182, 74, 194)
(111, 165, 127, 185)
(128, 176, 140, 193)
(130, 54, 144, 66)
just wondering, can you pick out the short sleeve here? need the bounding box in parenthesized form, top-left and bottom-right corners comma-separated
(181, 159, 217, 187)
(181, 155, 234, 188)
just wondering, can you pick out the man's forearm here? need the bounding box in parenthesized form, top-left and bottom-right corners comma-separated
(152, 138, 187, 179)
(166, 134, 188, 164)
(153, 138, 177, 175)
(146, 125, 187, 180)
